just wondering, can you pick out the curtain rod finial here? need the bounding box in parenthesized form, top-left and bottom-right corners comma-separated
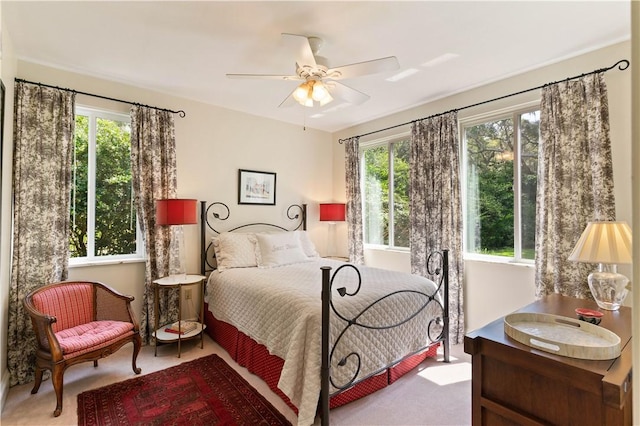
(615, 59, 630, 71)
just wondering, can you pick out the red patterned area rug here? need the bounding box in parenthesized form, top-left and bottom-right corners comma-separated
(77, 354, 292, 426)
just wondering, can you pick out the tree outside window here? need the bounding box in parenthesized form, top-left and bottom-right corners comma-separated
(70, 108, 141, 261)
(362, 138, 410, 249)
(463, 109, 539, 260)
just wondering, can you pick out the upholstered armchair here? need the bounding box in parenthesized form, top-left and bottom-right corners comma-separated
(23, 281, 142, 417)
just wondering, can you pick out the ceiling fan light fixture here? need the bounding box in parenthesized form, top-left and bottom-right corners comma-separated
(292, 79, 332, 107)
(320, 92, 333, 106)
(229, 34, 398, 110)
(293, 82, 310, 103)
(312, 81, 329, 101)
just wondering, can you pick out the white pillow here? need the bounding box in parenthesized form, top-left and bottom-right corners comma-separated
(255, 232, 310, 268)
(213, 232, 258, 272)
(295, 231, 320, 258)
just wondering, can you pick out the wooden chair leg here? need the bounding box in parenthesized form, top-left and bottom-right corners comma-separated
(132, 335, 142, 374)
(93, 360, 98, 367)
(31, 366, 43, 394)
(51, 365, 64, 417)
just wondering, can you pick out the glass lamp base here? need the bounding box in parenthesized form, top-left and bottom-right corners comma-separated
(587, 264, 629, 311)
(168, 225, 187, 279)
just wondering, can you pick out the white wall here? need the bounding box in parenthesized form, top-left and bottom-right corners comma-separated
(0, 6, 18, 410)
(333, 41, 632, 333)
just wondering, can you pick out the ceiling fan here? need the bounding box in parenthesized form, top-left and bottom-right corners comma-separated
(226, 33, 400, 108)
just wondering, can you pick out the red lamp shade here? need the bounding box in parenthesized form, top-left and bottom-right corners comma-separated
(156, 199, 198, 225)
(319, 203, 346, 222)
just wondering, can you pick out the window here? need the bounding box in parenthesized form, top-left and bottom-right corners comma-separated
(70, 107, 142, 264)
(362, 137, 410, 249)
(462, 106, 540, 261)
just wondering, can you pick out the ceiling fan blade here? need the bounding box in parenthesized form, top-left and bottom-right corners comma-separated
(327, 56, 400, 79)
(281, 33, 317, 68)
(226, 73, 302, 81)
(278, 90, 298, 108)
(327, 81, 370, 105)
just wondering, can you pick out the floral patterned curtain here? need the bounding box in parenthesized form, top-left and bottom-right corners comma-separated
(410, 112, 465, 344)
(344, 136, 364, 265)
(8, 82, 75, 385)
(535, 73, 615, 298)
(130, 106, 179, 343)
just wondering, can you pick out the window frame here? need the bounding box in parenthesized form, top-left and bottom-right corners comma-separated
(69, 106, 144, 267)
(360, 131, 411, 251)
(460, 100, 540, 264)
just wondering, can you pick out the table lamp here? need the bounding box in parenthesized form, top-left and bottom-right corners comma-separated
(319, 203, 346, 257)
(156, 199, 198, 278)
(568, 221, 632, 310)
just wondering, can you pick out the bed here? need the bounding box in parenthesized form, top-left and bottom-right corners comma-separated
(199, 201, 449, 426)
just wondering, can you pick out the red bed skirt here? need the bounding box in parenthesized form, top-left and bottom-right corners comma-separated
(204, 303, 439, 414)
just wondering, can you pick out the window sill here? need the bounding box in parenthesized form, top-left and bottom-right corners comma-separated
(363, 247, 535, 268)
(464, 254, 535, 268)
(364, 245, 409, 253)
(69, 257, 146, 268)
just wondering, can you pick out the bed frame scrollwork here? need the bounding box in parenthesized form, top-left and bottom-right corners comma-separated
(198, 201, 449, 426)
(319, 251, 449, 426)
(199, 200, 306, 274)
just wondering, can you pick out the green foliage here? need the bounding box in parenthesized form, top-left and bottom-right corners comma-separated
(466, 118, 515, 251)
(466, 112, 540, 259)
(363, 140, 411, 248)
(70, 115, 136, 258)
(392, 141, 410, 247)
(478, 160, 514, 249)
(520, 113, 540, 259)
(363, 145, 389, 245)
(70, 116, 89, 257)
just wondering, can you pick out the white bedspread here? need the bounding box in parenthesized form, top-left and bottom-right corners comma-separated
(205, 259, 442, 426)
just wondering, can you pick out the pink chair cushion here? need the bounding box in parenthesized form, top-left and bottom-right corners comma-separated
(55, 320, 133, 354)
(31, 284, 94, 333)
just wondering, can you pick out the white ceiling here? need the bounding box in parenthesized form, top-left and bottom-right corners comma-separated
(3, 1, 630, 133)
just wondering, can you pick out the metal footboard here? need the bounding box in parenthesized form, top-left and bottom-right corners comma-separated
(319, 250, 450, 426)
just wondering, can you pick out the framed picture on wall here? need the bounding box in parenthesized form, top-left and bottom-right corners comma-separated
(238, 169, 276, 205)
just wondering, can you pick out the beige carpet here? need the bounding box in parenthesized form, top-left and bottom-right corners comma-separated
(1, 335, 471, 425)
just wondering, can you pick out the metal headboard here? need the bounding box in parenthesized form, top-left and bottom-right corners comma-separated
(199, 201, 307, 274)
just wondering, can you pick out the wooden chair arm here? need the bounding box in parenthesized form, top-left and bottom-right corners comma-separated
(22, 298, 64, 360)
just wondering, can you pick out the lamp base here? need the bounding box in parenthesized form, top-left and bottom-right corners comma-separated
(587, 264, 628, 311)
(168, 225, 187, 279)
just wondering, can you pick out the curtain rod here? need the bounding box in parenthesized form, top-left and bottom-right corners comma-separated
(14, 78, 186, 118)
(338, 59, 629, 144)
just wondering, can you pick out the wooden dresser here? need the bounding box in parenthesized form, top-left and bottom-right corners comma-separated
(464, 294, 632, 425)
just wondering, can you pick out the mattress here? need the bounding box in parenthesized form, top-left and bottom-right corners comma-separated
(205, 258, 442, 426)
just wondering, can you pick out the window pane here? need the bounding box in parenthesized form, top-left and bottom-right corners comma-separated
(95, 117, 136, 256)
(393, 140, 410, 248)
(465, 118, 514, 256)
(70, 115, 89, 258)
(520, 111, 540, 260)
(363, 145, 389, 245)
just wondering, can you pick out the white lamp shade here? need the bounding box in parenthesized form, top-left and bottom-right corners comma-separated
(568, 221, 632, 264)
(293, 83, 309, 103)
